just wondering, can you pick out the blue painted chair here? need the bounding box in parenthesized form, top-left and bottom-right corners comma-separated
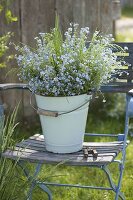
(1, 42, 133, 200)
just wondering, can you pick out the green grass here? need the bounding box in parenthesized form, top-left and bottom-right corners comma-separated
(116, 32, 133, 43)
(122, 6, 133, 18)
(0, 106, 27, 200)
(115, 6, 133, 42)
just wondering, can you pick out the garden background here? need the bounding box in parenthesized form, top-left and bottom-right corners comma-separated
(0, 0, 133, 200)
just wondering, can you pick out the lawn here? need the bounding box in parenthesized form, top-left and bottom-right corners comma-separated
(115, 6, 133, 42)
(121, 6, 133, 19)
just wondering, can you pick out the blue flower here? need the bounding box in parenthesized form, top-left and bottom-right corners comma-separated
(16, 23, 124, 96)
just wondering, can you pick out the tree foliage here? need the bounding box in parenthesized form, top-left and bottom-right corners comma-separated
(0, 0, 17, 68)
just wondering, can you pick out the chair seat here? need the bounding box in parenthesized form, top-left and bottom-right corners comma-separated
(2, 134, 127, 166)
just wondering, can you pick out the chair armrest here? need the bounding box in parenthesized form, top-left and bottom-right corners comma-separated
(0, 83, 29, 91)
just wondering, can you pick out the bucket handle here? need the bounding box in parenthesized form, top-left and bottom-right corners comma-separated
(30, 93, 92, 117)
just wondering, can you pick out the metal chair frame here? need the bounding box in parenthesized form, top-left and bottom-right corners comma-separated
(0, 84, 132, 200)
(1, 42, 133, 200)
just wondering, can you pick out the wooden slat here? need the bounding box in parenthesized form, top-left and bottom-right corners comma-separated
(20, 0, 55, 45)
(110, 43, 133, 83)
(2, 149, 116, 166)
(15, 145, 121, 155)
(112, 0, 121, 20)
(2, 134, 126, 166)
(100, 0, 113, 34)
(24, 134, 125, 146)
(100, 83, 133, 93)
(112, 70, 133, 80)
(56, 0, 73, 35)
(86, 42, 133, 88)
(16, 140, 123, 152)
(117, 43, 133, 66)
(20, 0, 55, 120)
(0, 0, 24, 115)
(73, 0, 100, 36)
(18, 137, 125, 147)
(12, 147, 118, 157)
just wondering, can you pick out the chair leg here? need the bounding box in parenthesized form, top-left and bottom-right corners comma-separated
(102, 165, 125, 200)
(115, 163, 125, 200)
(38, 183, 53, 200)
(27, 182, 36, 200)
(18, 161, 53, 199)
(18, 161, 42, 199)
(114, 94, 131, 200)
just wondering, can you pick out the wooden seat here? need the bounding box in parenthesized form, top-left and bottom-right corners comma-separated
(2, 134, 128, 166)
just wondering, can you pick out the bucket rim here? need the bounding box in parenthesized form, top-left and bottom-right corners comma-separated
(35, 91, 92, 98)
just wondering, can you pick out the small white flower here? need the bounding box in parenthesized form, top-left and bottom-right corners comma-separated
(124, 46, 128, 51)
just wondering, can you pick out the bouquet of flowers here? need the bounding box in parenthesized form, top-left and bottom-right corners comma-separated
(15, 20, 123, 97)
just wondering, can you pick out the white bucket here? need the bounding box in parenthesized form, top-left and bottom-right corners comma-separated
(35, 94, 91, 153)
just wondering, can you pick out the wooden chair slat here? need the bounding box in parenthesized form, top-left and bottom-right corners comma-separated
(14, 146, 120, 155)
(2, 134, 125, 166)
(16, 143, 122, 153)
(2, 149, 116, 166)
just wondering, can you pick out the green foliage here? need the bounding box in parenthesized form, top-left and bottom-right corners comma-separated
(0, 0, 18, 23)
(0, 0, 17, 68)
(0, 4, 3, 13)
(0, 32, 13, 68)
(122, 6, 133, 18)
(0, 106, 18, 152)
(0, 106, 27, 200)
(52, 15, 63, 58)
(88, 93, 126, 121)
(116, 6, 133, 42)
(116, 32, 133, 43)
(15, 19, 124, 96)
(5, 9, 17, 23)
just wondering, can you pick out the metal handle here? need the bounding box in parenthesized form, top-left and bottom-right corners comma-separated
(30, 93, 92, 117)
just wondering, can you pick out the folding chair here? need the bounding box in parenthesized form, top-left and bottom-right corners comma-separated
(1, 42, 133, 200)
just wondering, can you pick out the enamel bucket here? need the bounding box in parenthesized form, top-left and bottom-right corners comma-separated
(35, 94, 91, 153)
